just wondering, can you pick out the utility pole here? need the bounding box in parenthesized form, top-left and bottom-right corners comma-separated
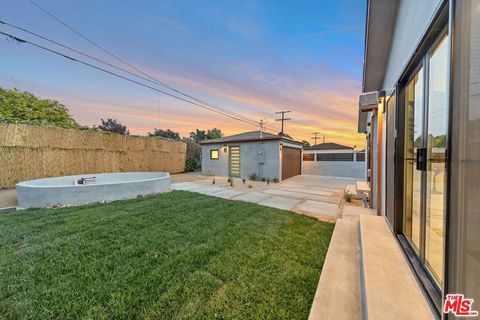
(275, 110, 291, 135)
(259, 118, 267, 138)
(312, 132, 321, 145)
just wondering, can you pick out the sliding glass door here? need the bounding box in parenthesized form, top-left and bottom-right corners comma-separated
(404, 68, 424, 252)
(403, 33, 449, 288)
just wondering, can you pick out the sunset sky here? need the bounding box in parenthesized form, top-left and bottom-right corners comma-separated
(0, 0, 366, 147)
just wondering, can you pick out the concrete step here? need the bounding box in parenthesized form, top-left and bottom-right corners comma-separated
(346, 184, 357, 196)
(356, 181, 370, 199)
(342, 205, 376, 222)
(309, 219, 362, 320)
(358, 215, 435, 320)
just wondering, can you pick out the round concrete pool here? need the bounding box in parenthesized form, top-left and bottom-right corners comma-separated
(16, 172, 171, 209)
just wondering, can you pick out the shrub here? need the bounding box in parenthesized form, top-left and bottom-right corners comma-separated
(273, 178, 279, 183)
(242, 178, 246, 184)
(184, 158, 198, 172)
(344, 192, 352, 203)
(249, 173, 257, 181)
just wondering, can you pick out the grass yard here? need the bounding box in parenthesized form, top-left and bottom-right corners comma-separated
(0, 190, 334, 320)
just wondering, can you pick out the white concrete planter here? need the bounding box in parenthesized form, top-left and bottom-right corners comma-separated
(16, 172, 170, 209)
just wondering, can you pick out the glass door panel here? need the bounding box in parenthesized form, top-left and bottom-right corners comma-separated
(404, 68, 424, 252)
(425, 35, 449, 286)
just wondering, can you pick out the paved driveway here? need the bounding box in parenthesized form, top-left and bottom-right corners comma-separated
(172, 175, 357, 221)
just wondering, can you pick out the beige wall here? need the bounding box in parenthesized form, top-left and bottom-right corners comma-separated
(0, 123, 186, 188)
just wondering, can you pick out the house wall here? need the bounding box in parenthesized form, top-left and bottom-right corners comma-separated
(382, 0, 443, 91)
(201, 140, 282, 180)
(373, 0, 442, 213)
(371, 113, 378, 208)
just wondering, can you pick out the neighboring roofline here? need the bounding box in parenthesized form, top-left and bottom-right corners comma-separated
(304, 143, 354, 151)
(199, 136, 304, 146)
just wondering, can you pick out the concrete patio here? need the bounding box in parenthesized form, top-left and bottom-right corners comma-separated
(172, 174, 358, 221)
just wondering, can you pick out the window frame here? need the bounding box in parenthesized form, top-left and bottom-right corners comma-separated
(209, 149, 219, 160)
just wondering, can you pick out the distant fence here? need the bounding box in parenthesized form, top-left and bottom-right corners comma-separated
(0, 123, 186, 189)
(302, 150, 365, 179)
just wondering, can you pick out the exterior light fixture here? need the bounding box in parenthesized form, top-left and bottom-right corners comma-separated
(223, 145, 228, 152)
(279, 143, 283, 150)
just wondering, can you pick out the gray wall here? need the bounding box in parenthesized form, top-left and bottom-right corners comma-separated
(303, 161, 365, 179)
(202, 141, 281, 180)
(382, 0, 443, 91)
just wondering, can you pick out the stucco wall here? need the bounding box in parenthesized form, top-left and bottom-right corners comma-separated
(302, 150, 365, 179)
(302, 161, 365, 179)
(201, 140, 281, 180)
(382, 0, 443, 91)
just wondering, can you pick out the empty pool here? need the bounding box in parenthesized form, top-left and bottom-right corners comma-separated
(16, 172, 171, 209)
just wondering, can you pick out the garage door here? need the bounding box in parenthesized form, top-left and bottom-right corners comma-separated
(282, 147, 301, 180)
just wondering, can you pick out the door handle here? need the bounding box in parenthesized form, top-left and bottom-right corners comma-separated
(416, 150, 422, 171)
(416, 148, 427, 171)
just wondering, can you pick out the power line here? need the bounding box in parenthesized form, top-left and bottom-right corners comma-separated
(25, 1, 278, 132)
(0, 30, 276, 131)
(275, 110, 291, 135)
(0, 20, 267, 129)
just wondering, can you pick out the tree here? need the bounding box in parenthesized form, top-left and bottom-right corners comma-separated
(97, 118, 129, 135)
(206, 128, 223, 139)
(189, 128, 223, 142)
(302, 140, 311, 147)
(278, 132, 293, 139)
(189, 128, 224, 142)
(0, 87, 79, 128)
(148, 128, 180, 140)
(189, 129, 206, 142)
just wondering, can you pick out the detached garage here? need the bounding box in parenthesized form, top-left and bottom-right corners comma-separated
(200, 131, 304, 181)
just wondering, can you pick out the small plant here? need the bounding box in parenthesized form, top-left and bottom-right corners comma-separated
(267, 178, 270, 185)
(248, 184, 252, 189)
(206, 170, 215, 177)
(212, 178, 216, 184)
(230, 179, 234, 187)
(242, 178, 246, 184)
(249, 173, 257, 181)
(261, 177, 266, 182)
(344, 192, 352, 203)
(273, 178, 279, 183)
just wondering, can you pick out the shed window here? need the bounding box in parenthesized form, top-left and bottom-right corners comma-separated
(316, 153, 353, 161)
(356, 152, 365, 161)
(210, 149, 219, 160)
(303, 154, 314, 161)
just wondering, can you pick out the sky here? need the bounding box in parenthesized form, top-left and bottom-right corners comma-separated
(0, 0, 366, 147)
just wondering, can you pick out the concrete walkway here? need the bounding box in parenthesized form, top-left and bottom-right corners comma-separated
(0, 189, 17, 212)
(173, 175, 355, 221)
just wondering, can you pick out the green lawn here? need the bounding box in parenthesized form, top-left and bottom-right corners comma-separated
(0, 191, 334, 320)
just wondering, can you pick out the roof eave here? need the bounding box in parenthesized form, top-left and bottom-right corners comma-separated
(199, 137, 304, 146)
(362, 0, 399, 93)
